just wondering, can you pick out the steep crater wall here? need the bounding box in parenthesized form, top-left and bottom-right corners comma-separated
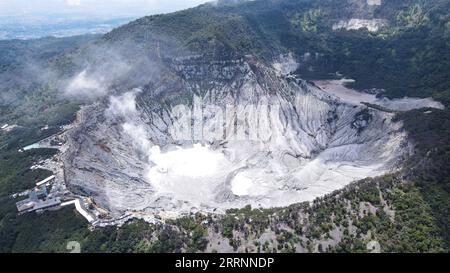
(63, 57, 409, 217)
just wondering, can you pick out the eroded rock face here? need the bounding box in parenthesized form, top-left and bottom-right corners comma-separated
(64, 57, 409, 217)
(332, 19, 388, 32)
(330, 0, 388, 32)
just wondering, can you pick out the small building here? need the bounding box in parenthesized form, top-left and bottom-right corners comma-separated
(27, 185, 47, 201)
(35, 185, 48, 199)
(32, 198, 61, 212)
(15, 184, 53, 214)
(16, 199, 35, 213)
(16, 197, 61, 213)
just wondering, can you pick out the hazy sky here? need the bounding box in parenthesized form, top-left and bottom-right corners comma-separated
(0, 0, 211, 17)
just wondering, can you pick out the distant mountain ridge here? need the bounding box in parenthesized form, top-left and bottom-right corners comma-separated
(57, 0, 449, 104)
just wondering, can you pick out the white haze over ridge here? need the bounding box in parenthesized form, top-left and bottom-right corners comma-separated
(64, 40, 160, 99)
(0, 0, 212, 39)
(0, 0, 211, 17)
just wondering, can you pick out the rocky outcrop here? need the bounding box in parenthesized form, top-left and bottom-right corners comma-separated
(332, 19, 388, 32)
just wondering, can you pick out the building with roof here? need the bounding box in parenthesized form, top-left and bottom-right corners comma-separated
(15, 184, 61, 214)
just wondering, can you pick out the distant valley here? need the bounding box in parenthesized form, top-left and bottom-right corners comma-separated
(0, 15, 135, 40)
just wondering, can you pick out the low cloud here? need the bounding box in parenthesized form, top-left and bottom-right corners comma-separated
(66, 70, 106, 98)
(106, 90, 154, 162)
(106, 90, 140, 119)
